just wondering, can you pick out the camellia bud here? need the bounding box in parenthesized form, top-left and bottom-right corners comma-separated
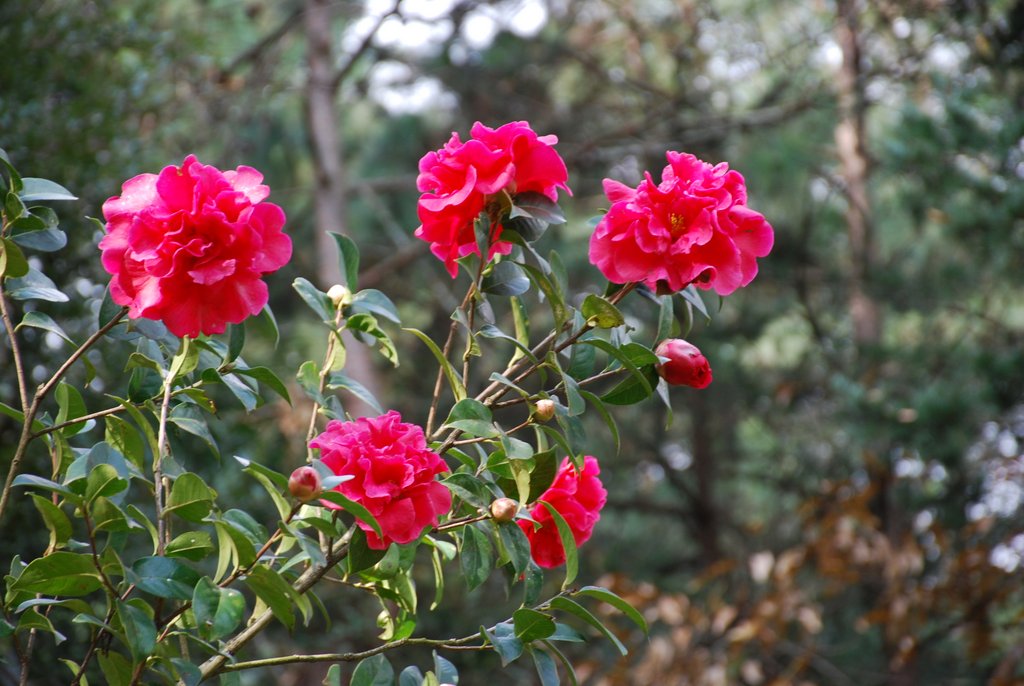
(326, 284, 352, 308)
(533, 398, 556, 423)
(288, 466, 323, 502)
(654, 339, 712, 389)
(490, 497, 518, 523)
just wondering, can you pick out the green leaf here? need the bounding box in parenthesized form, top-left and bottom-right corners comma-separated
(105, 415, 146, 471)
(16, 608, 65, 644)
(497, 522, 532, 576)
(12, 552, 102, 596)
(680, 284, 710, 321)
(11, 227, 67, 252)
(92, 497, 131, 532)
(326, 371, 383, 414)
(0, 237, 29, 278)
(510, 192, 566, 225)
(165, 472, 214, 522)
(293, 277, 335, 322)
(345, 527, 388, 574)
(575, 586, 650, 634)
(0, 400, 45, 432)
(318, 491, 383, 538)
(514, 608, 557, 642)
(97, 650, 133, 686)
(399, 666, 424, 686)
(351, 654, 394, 686)
(168, 404, 219, 457)
(461, 524, 493, 591)
(30, 494, 71, 550)
(296, 360, 325, 405)
(192, 576, 245, 640)
(330, 232, 360, 289)
(483, 622, 525, 666)
(233, 455, 289, 489)
(443, 398, 497, 437)
(404, 327, 466, 400)
(5, 267, 68, 302)
(227, 322, 245, 364)
(232, 366, 292, 405)
(12, 474, 79, 501)
(19, 177, 77, 202)
(599, 365, 660, 405)
(532, 646, 560, 686)
(548, 597, 627, 656)
(17, 310, 74, 345)
(539, 501, 578, 589)
(581, 295, 625, 329)
(130, 556, 201, 600)
(441, 472, 492, 509)
(350, 289, 401, 324)
(579, 390, 620, 456)
(483, 261, 530, 296)
(85, 463, 128, 504)
(323, 664, 342, 686)
(244, 564, 296, 631)
(433, 651, 458, 684)
(165, 531, 215, 561)
(116, 599, 156, 665)
(347, 312, 399, 366)
(167, 336, 199, 380)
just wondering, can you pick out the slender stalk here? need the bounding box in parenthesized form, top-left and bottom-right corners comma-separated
(0, 290, 29, 412)
(0, 308, 127, 523)
(426, 271, 481, 436)
(306, 308, 345, 457)
(153, 370, 175, 555)
(219, 634, 485, 672)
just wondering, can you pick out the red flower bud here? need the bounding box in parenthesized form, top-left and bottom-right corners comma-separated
(533, 398, 556, 423)
(288, 466, 322, 502)
(490, 497, 518, 522)
(654, 339, 712, 389)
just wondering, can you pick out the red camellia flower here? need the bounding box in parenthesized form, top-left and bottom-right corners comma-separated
(99, 155, 291, 338)
(416, 121, 571, 277)
(589, 151, 773, 295)
(654, 338, 713, 389)
(518, 456, 607, 569)
(310, 411, 452, 550)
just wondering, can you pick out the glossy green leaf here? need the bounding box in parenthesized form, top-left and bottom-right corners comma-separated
(165, 472, 214, 522)
(105, 415, 146, 471)
(433, 651, 458, 684)
(5, 267, 68, 302)
(0, 237, 29, 278)
(532, 646, 560, 686)
(351, 654, 394, 686)
(327, 371, 383, 414)
(581, 294, 625, 329)
(12, 474, 79, 501)
(85, 463, 128, 503)
(30, 494, 71, 550)
(318, 490, 383, 537)
(116, 599, 156, 665)
(443, 398, 497, 437)
(514, 608, 557, 642)
(16, 608, 65, 644)
(17, 311, 73, 346)
(11, 227, 67, 252)
(330, 232, 360, 290)
(576, 586, 649, 634)
(97, 650, 133, 686)
(19, 177, 77, 202)
(293, 277, 335, 322)
(483, 622, 524, 666)
(347, 312, 398, 366)
(350, 288, 400, 323)
(12, 552, 102, 596)
(497, 521, 532, 576)
(539, 501, 578, 589)
(461, 524, 493, 591)
(192, 576, 245, 640)
(168, 404, 218, 457)
(165, 531, 215, 561)
(483, 260, 531, 296)
(227, 322, 245, 364)
(232, 366, 292, 405)
(245, 564, 296, 631)
(549, 597, 627, 656)
(130, 556, 201, 600)
(399, 666, 424, 686)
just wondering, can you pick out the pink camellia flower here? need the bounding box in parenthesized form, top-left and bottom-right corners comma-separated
(518, 456, 607, 569)
(589, 151, 773, 295)
(654, 338, 712, 389)
(416, 121, 571, 277)
(99, 155, 291, 338)
(310, 411, 452, 550)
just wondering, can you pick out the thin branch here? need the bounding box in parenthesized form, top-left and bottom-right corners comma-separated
(221, 634, 485, 672)
(218, 7, 304, 79)
(329, 0, 403, 93)
(0, 290, 29, 412)
(153, 369, 175, 556)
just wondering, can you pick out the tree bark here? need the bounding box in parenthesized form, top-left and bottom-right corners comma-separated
(835, 0, 881, 348)
(303, 0, 380, 416)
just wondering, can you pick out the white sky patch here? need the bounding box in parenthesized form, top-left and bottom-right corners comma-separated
(352, 0, 551, 114)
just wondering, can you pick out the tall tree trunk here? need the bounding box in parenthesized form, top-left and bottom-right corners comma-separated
(835, 0, 881, 348)
(303, 0, 379, 416)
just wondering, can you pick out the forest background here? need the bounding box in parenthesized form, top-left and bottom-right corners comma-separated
(2, 0, 1024, 684)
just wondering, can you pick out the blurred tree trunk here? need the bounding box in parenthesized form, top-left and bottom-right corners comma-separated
(691, 390, 721, 564)
(835, 0, 881, 349)
(303, 0, 379, 416)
